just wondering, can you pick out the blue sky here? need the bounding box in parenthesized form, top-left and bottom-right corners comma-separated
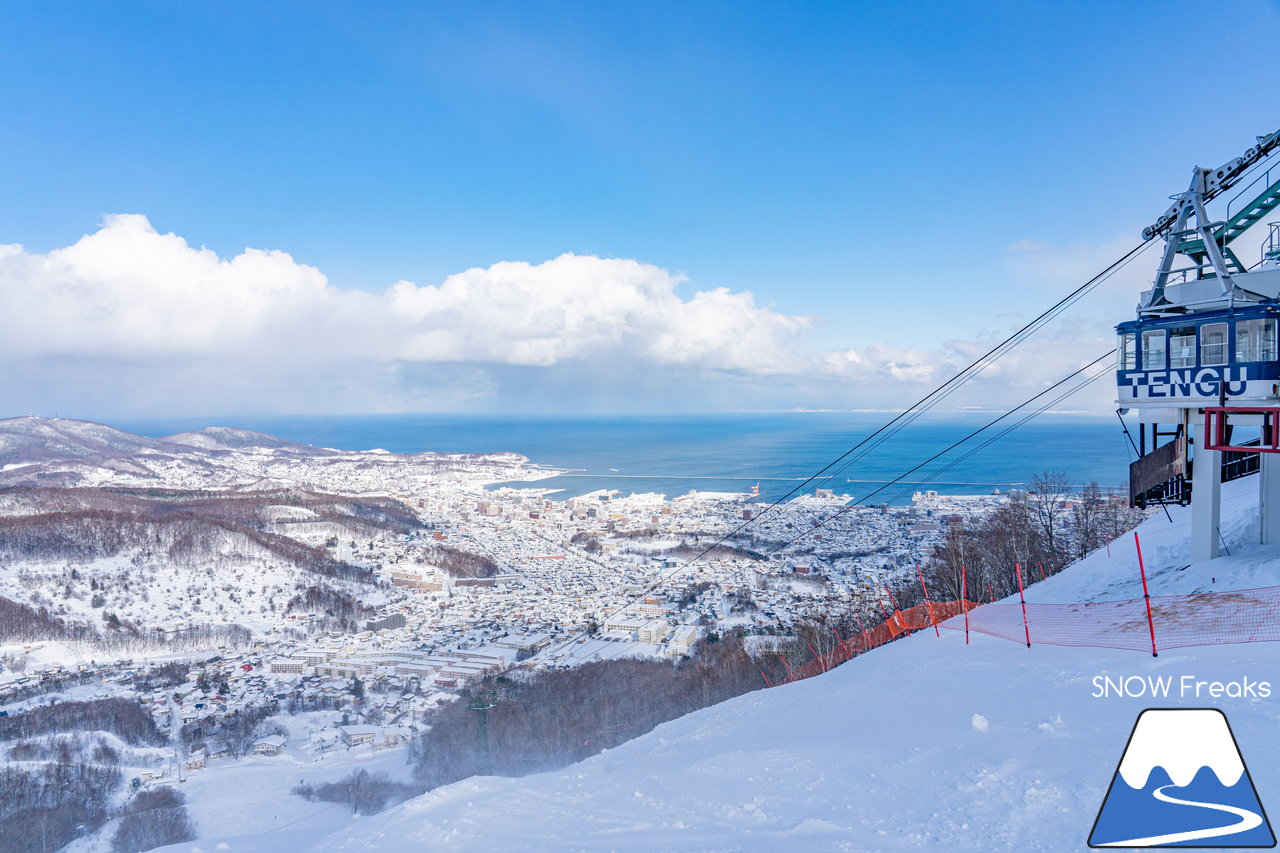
(2, 1, 1279, 416)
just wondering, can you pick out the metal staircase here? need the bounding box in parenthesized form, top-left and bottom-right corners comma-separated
(1176, 164, 1280, 276)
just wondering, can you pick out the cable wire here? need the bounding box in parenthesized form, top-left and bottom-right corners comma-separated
(674, 239, 1157, 568)
(763, 352, 1115, 554)
(540, 143, 1280, 662)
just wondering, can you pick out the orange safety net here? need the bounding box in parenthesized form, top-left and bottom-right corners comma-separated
(783, 599, 977, 683)
(776, 585, 1280, 685)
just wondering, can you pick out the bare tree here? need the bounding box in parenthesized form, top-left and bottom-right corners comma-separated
(111, 787, 195, 853)
(1027, 471, 1072, 564)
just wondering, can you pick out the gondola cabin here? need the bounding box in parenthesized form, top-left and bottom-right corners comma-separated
(1117, 128, 1280, 563)
(1117, 303, 1280, 410)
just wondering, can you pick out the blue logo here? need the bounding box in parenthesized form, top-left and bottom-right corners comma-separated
(1089, 708, 1275, 847)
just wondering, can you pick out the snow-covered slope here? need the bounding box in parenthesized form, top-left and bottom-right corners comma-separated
(0, 488, 414, 635)
(300, 644, 1280, 853)
(157, 476, 1280, 853)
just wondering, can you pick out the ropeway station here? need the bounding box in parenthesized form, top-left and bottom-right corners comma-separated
(1118, 126, 1280, 562)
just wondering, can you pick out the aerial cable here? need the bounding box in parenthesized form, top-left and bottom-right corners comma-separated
(876, 364, 1115, 507)
(544, 144, 1280, 664)
(775, 358, 1114, 550)
(543, 147, 1280, 660)
(824, 368, 1111, 517)
(771, 362, 1112, 554)
(678, 238, 1157, 570)
(545, 352, 1111, 665)
(767, 142, 1280, 513)
(544, 240, 1153, 662)
(762, 351, 1116, 555)
(805, 240, 1157, 491)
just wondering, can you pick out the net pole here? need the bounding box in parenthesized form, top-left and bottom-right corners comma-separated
(961, 565, 970, 645)
(805, 641, 827, 673)
(884, 583, 901, 613)
(884, 584, 902, 633)
(1016, 562, 1031, 648)
(916, 563, 940, 637)
(875, 589, 890, 624)
(1135, 532, 1158, 657)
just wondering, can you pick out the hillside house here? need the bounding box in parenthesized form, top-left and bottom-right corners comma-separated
(253, 735, 286, 756)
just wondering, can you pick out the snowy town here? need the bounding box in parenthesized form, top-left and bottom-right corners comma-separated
(0, 418, 1017, 823)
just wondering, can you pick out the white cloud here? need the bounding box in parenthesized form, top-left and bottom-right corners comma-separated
(387, 255, 813, 372)
(0, 215, 1126, 415)
(819, 342, 947, 384)
(0, 215, 812, 373)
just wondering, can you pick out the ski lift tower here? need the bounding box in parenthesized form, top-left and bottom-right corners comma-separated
(468, 690, 499, 775)
(1118, 127, 1280, 562)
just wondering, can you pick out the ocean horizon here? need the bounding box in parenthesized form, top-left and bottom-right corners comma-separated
(110, 412, 1132, 505)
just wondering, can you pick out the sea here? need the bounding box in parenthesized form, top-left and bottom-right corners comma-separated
(114, 413, 1133, 506)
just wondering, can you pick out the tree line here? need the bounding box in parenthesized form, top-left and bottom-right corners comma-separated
(408, 632, 792, 793)
(424, 545, 500, 579)
(0, 700, 195, 853)
(918, 474, 1147, 606)
(0, 508, 375, 584)
(0, 697, 163, 746)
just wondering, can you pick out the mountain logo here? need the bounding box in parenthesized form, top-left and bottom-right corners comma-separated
(1089, 708, 1276, 848)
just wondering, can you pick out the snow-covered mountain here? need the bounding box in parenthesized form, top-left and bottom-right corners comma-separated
(0, 416, 172, 464)
(0, 416, 558, 648)
(0, 416, 547, 493)
(163, 425, 331, 454)
(157, 475, 1280, 853)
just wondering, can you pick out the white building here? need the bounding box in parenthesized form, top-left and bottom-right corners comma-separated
(668, 625, 699, 657)
(340, 725, 379, 747)
(602, 615, 647, 635)
(637, 618, 671, 644)
(253, 735, 286, 756)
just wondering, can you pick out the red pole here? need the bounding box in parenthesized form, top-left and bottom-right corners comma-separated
(961, 564, 970, 645)
(916, 563, 940, 637)
(875, 591, 890, 624)
(1015, 562, 1031, 648)
(760, 671, 773, 688)
(855, 615, 869, 652)
(883, 584, 902, 634)
(1135, 532, 1158, 657)
(884, 583, 901, 613)
(1037, 560, 1046, 581)
(805, 641, 827, 672)
(986, 583, 996, 603)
